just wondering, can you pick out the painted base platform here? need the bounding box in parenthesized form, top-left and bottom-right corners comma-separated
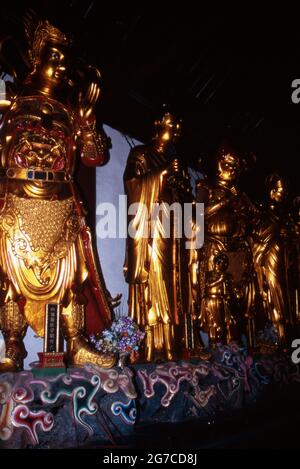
(0, 344, 299, 449)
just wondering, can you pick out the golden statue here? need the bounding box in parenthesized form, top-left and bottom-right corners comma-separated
(252, 174, 295, 341)
(199, 253, 236, 344)
(196, 147, 260, 347)
(290, 196, 300, 325)
(0, 15, 117, 371)
(123, 113, 193, 362)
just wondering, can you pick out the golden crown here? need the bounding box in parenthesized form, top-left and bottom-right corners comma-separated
(25, 15, 72, 66)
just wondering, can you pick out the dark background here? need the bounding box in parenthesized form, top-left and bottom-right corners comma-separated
(0, 1, 300, 201)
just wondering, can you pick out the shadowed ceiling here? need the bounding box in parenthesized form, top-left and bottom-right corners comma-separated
(0, 1, 299, 200)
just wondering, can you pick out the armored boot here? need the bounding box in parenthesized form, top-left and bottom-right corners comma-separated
(62, 302, 116, 368)
(0, 301, 27, 372)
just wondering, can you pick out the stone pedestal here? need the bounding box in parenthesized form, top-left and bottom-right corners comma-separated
(0, 344, 299, 448)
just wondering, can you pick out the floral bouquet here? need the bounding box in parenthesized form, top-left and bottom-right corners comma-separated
(90, 316, 145, 364)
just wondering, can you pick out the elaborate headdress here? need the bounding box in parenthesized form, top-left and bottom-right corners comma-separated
(24, 11, 72, 66)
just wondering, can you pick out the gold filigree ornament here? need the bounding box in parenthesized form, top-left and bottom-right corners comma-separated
(0, 194, 81, 335)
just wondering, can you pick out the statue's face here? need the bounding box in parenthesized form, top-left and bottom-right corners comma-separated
(217, 153, 240, 183)
(36, 43, 68, 88)
(154, 114, 181, 145)
(270, 179, 287, 203)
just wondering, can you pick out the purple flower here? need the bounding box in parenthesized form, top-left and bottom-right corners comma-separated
(89, 316, 145, 354)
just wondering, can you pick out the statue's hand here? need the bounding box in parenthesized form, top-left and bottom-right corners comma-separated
(78, 66, 101, 123)
(170, 158, 180, 173)
(234, 286, 243, 300)
(166, 158, 185, 187)
(166, 158, 192, 195)
(168, 158, 181, 175)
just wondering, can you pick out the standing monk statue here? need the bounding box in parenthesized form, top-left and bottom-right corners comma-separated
(252, 174, 295, 342)
(0, 14, 117, 371)
(124, 113, 193, 362)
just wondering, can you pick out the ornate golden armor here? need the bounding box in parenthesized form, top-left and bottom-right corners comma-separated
(196, 149, 259, 347)
(124, 114, 192, 361)
(0, 15, 116, 371)
(0, 194, 80, 335)
(199, 253, 236, 343)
